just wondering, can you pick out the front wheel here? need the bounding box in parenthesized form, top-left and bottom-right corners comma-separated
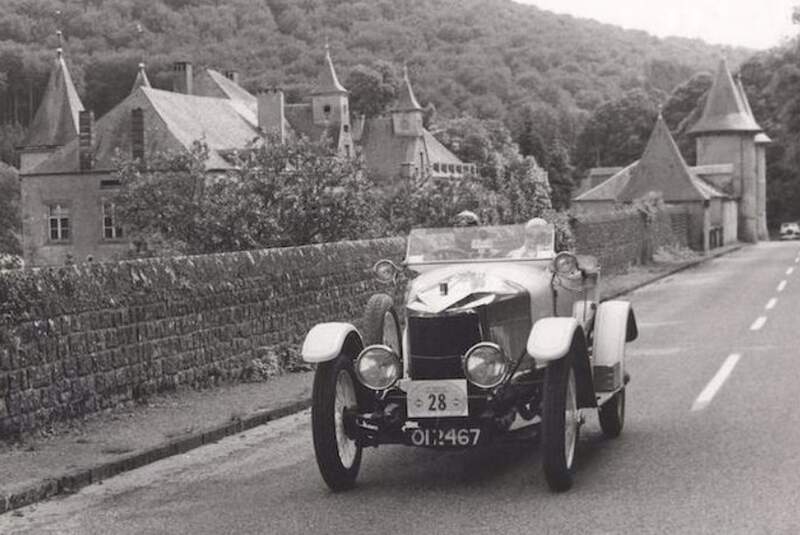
(311, 356, 363, 491)
(598, 388, 625, 438)
(541, 352, 580, 492)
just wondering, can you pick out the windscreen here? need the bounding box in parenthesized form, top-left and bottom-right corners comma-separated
(406, 223, 555, 263)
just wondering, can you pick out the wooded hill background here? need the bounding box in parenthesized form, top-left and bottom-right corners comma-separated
(1, 0, 798, 231)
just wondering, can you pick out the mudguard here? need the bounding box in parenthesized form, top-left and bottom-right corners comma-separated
(301, 322, 363, 363)
(593, 301, 637, 391)
(527, 317, 596, 408)
(526, 317, 582, 362)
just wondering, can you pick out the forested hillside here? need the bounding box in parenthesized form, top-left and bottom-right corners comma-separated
(1, 0, 749, 155)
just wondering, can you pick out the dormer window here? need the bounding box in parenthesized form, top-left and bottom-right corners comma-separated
(343, 124, 349, 133)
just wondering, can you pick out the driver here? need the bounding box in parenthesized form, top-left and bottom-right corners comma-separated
(453, 210, 480, 254)
(507, 217, 553, 259)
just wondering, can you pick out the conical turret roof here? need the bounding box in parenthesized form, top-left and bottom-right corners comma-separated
(131, 62, 151, 91)
(394, 65, 422, 112)
(311, 45, 347, 95)
(620, 114, 712, 202)
(689, 59, 761, 135)
(22, 48, 84, 148)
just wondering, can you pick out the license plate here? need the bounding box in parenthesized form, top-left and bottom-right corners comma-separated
(406, 380, 468, 418)
(407, 427, 481, 447)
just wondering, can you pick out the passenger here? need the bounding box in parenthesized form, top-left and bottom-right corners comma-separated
(507, 218, 553, 259)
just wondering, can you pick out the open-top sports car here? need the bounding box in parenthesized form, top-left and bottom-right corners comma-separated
(301, 221, 638, 492)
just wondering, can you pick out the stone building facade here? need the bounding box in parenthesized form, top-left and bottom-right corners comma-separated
(17, 46, 471, 266)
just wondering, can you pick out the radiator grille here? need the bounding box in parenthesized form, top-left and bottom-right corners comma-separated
(408, 313, 481, 379)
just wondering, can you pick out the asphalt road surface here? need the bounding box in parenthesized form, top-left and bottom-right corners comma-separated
(3, 242, 800, 535)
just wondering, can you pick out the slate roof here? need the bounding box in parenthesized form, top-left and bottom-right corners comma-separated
(577, 115, 727, 203)
(423, 130, 462, 165)
(22, 49, 84, 149)
(621, 114, 716, 201)
(29, 87, 261, 174)
(361, 117, 417, 165)
(689, 59, 761, 135)
(394, 66, 423, 112)
(311, 46, 347, 95)
(573, 162, 636, 201)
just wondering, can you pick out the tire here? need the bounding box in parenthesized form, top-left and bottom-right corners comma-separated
(599, 388, 625, 438)
(362, 294, 402, 353)
(541, 351, 580, 492)
(311, 356, 363, 492)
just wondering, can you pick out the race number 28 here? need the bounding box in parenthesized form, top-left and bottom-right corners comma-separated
(428, 393, 447, 411)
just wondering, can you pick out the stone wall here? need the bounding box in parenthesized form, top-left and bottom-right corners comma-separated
(0, 239, 404, 436)
(0, 208, 687, 437)
(572, 206, 687, 273)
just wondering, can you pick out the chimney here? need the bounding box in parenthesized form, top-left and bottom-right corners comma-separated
(172, 61, 193, 94)
(78, 110, 95, 172)
(257, 89, 285, 143)
(223, 70, 240, 85)
(131, 108, 145, 162)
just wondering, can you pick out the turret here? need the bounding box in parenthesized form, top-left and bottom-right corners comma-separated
(310, 44, 349, 128)
(689, 59, 761, 242)
(18, 43, 85, 173)
(391, 65, 424, 137)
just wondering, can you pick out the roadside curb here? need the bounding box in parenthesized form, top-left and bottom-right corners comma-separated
(602, 244, 744, 301)
(0, 243, 745, 515)
(0, 398, 312, 515)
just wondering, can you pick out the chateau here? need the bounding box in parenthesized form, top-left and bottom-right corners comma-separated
(573, 59, 769, 251)
(17, 46, 471, 266)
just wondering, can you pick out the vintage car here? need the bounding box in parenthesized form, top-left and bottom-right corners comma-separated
(301, 222, 638, 492)
(780, 222, 800, 240)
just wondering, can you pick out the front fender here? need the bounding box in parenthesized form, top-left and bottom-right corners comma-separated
(593, 301, 636, 391)
(527, 317, 582, 363)
(301, 322, 363, 363)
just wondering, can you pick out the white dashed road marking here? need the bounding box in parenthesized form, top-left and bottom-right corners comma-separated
(692, 353, 741, 411)
(787, 267, 794, 275)
(777, 280, 787, 292)
(750, 316, 767, 331)
(765, 298, 777, 310)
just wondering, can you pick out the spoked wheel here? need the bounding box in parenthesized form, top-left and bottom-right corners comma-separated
(541, 351, 580, 492)
(362, 294, 402, 353)
(311, 356, 363, 491)
(599, 388, 625, 438)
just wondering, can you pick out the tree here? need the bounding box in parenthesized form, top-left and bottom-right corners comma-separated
(113, 136, 377, 256)
(0, 163, 20, 257)
(574, 89, 660, 172)
(344, 63, 398, 118)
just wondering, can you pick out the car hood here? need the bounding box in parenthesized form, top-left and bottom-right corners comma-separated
(407, 262, 552, 314)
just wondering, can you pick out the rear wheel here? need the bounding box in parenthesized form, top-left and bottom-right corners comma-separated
(599, 388, 625, 438)
(362, 294, 402, 353)
(541, 351, 580, 492)
(311, 356, 362, 491)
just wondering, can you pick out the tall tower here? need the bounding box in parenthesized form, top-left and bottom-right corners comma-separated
(689, 59, 762, 242)
(391, 65, 424, 137)
(310, 44, 349, 128)
(17, 43, 84, 173)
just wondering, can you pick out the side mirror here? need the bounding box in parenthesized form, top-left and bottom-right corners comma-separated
(373, 259, 400, 284)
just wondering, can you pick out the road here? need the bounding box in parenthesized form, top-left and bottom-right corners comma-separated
(2, 242, 800, 534)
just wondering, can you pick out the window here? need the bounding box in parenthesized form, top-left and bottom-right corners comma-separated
(344, 144, 350, 157)
(323, 104, 331, 115)
(48, 204, 70, 242)
(343, 124, 349, 133)
(102, 202, 123, 240)
(433, 163, 440, 172)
